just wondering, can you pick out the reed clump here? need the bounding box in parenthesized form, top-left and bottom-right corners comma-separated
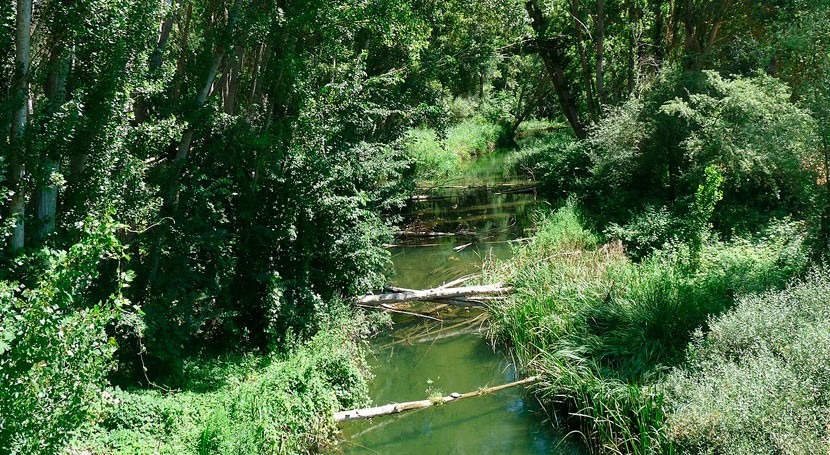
(486, 201, 808, 453)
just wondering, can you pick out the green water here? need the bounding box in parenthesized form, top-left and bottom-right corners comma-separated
(336, 151, 582, 454)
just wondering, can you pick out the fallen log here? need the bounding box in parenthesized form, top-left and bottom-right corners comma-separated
(335, 376, 539, 422)
(453, 242, 473, 252)
(437, 274, 479, 289)
(395, 230, 455, 238)
(357, 284, 511, 306)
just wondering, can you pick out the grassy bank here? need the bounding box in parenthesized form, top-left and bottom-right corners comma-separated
(485, 203, 809, 453)
(68, 307, 375, 455)
(404, 117, 507, 183)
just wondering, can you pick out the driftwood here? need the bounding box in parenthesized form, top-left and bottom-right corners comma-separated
(438, 274, 479, 289)
(453, 242, 473, 252)
(395, 230, 455, 238)
(356, 304, 443, 322)
(335, 376, 539, 422)
(357, 284, 510, 307)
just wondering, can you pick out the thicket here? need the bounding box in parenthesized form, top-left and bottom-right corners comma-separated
(486, 203, 809, 453)
(0, 220, 129, 454)
(665, 269, 830, 454)
(68, 306, 374, 454)
(512, 71, 820, 243)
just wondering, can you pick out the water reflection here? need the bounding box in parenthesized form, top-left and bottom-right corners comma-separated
(337, 150, 581, 454)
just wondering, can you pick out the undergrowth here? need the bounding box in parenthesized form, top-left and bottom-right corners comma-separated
(404, 117, 507, 184)
(665, 268, 830, 454)
(68, 306, 374, 455)
(485, 201, 808, 453)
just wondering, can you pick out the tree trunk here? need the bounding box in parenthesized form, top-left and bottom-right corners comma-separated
(173, 2, 193, 100)
(35, 28, 70, 243)
(627, 0, 641, 94)
(163, 0, 241, 211)
(222, 46, 244, 115)
(571, 0, 598, 120)
(145, 0, 242, 295)
(335, 376, 539, 422)
(135, 0, 176, 124)
(595, 0, 608, 106)
(652, 0, 666, 62)
(8, 0, 32, 254)
(525, 0, 588, 139)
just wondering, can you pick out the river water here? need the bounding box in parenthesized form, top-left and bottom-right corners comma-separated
(336, 151, 583, 454)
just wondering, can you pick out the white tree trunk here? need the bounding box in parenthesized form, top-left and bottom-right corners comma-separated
(8, 0, 32, 253)
(357, 284, 510, 306)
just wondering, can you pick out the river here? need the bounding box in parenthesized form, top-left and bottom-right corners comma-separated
(335, 151, 583, 454)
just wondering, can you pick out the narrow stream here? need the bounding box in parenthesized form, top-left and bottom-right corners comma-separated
(337, 151, 583, 454)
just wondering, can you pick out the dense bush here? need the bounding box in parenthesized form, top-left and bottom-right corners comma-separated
(506, 132, 589, 198)
(665, 268, 830, 454)
(70, 306, 374, 454)
(515, 71, 820, 238)
(486, 202, 808, 453)
(0, 221, 129, 454)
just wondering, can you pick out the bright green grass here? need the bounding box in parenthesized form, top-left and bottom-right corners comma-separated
(68, 308, 373, 455)
(445, 117, 505, 159)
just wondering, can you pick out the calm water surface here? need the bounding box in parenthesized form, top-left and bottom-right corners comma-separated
(336, 151, 583, 455)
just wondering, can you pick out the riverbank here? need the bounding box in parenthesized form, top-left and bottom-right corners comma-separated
(484, 202, 811, 452)
(67, 306, 375, 454)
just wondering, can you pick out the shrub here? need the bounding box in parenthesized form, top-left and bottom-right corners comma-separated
(606, 165, 724, 261)
(486, 203, 808, 453)
(665, 268, 830, 454)
(521, 71, 821, 234)
(0, 220, 129, 454)
(69, 305, 373, 455)
(506, 133, 588, 199)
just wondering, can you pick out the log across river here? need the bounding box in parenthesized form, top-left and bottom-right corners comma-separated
(336, 376, 540, 422)
(335, 149, 584, 454)
(357, 283, 511, 307)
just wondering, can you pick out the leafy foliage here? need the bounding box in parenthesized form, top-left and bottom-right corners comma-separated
(519, 71, 820, 247)
(0, 220, 129, 454)
(487, 202, 808, 453)
(666, 268, 830, 454)
(69, 306, 373, 455)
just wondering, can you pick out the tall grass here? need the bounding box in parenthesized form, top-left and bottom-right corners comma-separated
(445, 117, 506, 159)
(403, 128, 462, 182)
(486, 202, 807, 453)
(68, 306, 373, 454)
(404, 118, 507, 184)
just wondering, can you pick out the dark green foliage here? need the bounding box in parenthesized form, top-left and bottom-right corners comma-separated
(518, 71, 820, 254)
(606, 165, 724, 260)
(69, 307, 373, 454)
